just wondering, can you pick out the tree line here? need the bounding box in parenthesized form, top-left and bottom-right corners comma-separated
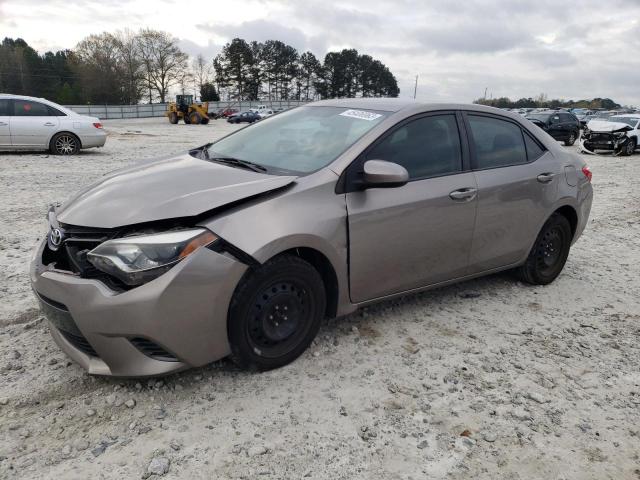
(0, 32, 399, 105)
(474, 94, 621, 110)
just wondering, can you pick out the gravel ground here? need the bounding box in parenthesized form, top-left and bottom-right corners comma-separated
(0, 118, 639, 480)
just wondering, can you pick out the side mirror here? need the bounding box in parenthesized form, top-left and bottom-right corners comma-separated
(362, 160, 409, 188)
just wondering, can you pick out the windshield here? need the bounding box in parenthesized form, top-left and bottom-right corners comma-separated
(206, 106, 389, 174)
(609, 116, 639, 127)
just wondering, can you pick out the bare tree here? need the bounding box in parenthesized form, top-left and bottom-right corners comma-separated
(137, 29, 188, 103)
(192, 54, 211, 101)
(113, 29, 144, 104)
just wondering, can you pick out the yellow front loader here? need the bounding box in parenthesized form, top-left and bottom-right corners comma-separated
(166, 95, 210, 125)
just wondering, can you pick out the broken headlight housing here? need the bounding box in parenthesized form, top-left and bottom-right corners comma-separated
(87, 228, 217, 286)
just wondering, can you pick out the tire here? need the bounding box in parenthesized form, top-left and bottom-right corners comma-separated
(50, 132, 80, 155)
(517, 213, 572, 285)
(189, 112, 201, 125)
(228, 255, 326, 371)
(564, 131, 577, 146)
(168, 112, 178, 124)
(183, 114, 191, 124)
(621, 138, 636, 156)
(201, 117, 210, 125)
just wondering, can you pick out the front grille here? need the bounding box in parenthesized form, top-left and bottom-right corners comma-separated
(59, 329, 98, 357)
(130, 338, 178, 362)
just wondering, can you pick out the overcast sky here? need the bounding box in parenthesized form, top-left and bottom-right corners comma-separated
(1, 0, 639, 105)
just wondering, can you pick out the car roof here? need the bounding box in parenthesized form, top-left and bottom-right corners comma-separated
(307, 98, 537, 116)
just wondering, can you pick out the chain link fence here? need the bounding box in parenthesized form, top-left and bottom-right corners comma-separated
(63, 100, 311, 120)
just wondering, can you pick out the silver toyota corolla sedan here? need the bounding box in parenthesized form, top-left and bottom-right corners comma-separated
(30, 99, 593, 376)
(0, 94, 106, 154)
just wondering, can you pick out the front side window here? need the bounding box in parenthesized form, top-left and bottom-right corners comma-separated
(208, 106, 389, 174)
(13, 100, 50, 116)
(364, 114, 462, 179)
(467, 115, 527, 169)
(0, 99, 10, 116)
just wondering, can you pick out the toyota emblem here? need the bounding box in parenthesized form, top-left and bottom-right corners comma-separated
(50, 228, 63, 248)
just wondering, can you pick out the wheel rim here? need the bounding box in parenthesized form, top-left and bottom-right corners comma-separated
(247, 280, 312, 358)
(627, 141, 635, 155)
(55, 135, 77, 154)
(568, 133, 575, 144)
(535, 226, 565, 273)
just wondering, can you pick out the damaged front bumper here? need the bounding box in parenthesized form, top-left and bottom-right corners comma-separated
(30, 237, 248, 377)
(579, 131, 632, 155)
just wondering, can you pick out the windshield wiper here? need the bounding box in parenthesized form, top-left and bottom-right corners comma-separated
(208, 155, 268, 173)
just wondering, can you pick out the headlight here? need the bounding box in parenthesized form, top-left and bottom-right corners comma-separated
(87, 228, 217, 286)
(613, 132, 627, 138)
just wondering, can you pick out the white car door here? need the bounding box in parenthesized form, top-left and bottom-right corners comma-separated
(0, 99, 10, 147)
(10, 99, 60, 148)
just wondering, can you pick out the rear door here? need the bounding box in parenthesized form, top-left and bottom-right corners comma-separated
(0, 99, 10, 147)
(346, 112, 478, 302)
(464, 112, 560, 273)
(10, 99, 60, 147)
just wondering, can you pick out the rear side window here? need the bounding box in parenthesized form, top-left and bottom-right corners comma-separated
(0, 99, 9, 116)
(13, 100, 50, 116)
(47, 105, 66, 116)
(467, 115, 527, 169)
(523, 132, 545, 161)
(365, 114, 462, 179)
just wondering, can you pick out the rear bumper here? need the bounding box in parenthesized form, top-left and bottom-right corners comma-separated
(80, 132, 107, 149)
(30, 238, 247, 377)
(573, 185, 593, 244)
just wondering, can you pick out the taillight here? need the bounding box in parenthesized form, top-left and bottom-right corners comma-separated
(582, 166, 592, 182)
(93, 122, 103, 129)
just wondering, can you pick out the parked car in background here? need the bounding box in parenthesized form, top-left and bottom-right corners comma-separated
(0, 94, 106, 155)
(250, 105, 270, 114)
(525, 111, 581, 146)
(257, 109, 274, 119)
(30, 99, 593, 376)
(227, 111, 261, 124)
(217, 108, 239, 118)
(580, 114, 640, 156)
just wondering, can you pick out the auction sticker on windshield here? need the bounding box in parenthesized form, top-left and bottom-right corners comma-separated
(339, 109, 383, 121)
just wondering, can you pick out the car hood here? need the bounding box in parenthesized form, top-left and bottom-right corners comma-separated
(586, 120, 632, 133)
(56, 153, 297, 228)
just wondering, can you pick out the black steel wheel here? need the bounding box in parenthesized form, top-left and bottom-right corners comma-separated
(228, 255, 326, 371)
(564, 131, 577, 146)
(50, 132, 80, 155)
(517, 213, 572, 285)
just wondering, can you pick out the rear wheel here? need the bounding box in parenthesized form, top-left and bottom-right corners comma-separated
(564, 131, 577, 146)
(228, 255, 326, 371)
(168, 112, 178, 124)
(50, 132, 80, 155)
(517, 213, 572, 285)
(189, 112, 201, 124)
(622, 138, 636, 156)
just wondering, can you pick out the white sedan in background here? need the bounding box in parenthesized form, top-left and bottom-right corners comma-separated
(0, 94, 106, 155)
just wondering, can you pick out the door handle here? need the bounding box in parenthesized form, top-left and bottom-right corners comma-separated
(449, 188, 477, 201)
(44, 122, 56, 126)
(537, 173, 555, 183)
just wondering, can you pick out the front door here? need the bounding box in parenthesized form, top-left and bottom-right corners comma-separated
(346, 113, 478, 302)
(0, 99, 10, 147)
(10, 98, 59, 147)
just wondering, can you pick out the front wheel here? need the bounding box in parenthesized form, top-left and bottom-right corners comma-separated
(228, 255, 326, 371)
(517, 213, 572, 285)
(50, 132, 80, 155)
(621, 138, 636, 156)
(189, 112, 201, 125)
(168, 112, 178, 124)
(564, 131, 577, 146)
